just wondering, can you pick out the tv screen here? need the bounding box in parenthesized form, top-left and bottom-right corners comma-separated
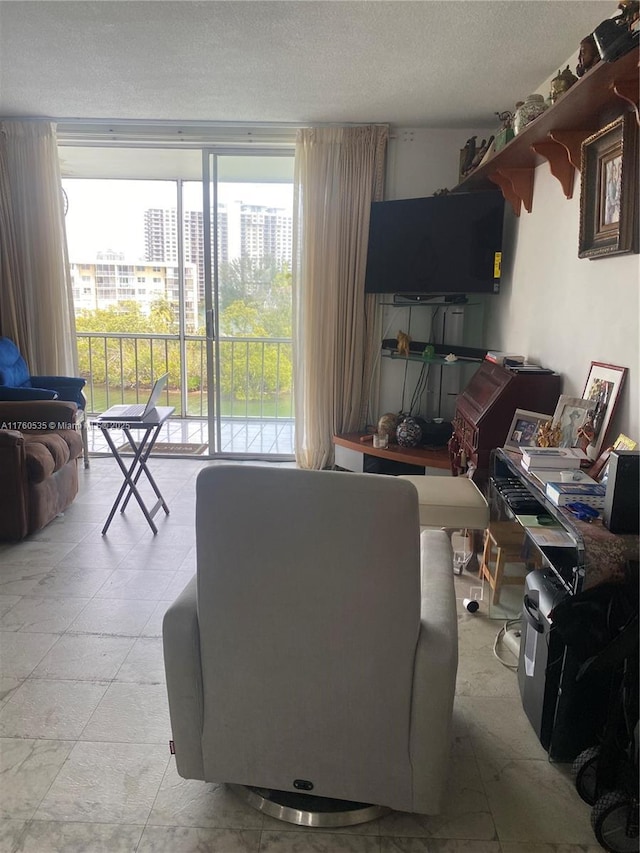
(364, 191, 505, 297)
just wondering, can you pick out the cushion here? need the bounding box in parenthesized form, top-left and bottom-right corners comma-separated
(0, 337, 30, 387)
(398, 475, 489, 529)
(58, 428, 84, 461)
(24, 441, 57, 483)
(24, 433, 70, 482)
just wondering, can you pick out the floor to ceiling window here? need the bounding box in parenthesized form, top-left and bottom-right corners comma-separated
(60, 143, 294, 458)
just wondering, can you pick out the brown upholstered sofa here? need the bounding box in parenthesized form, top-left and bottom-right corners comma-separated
(0, 400, 84, 541)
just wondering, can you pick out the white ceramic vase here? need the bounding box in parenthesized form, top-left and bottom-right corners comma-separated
(513, 94, 548, 134)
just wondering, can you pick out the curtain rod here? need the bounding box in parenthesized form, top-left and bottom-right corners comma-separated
(52, 121, 389, 148)
(2, 117, 389, 147)
(51, 118, 388, 129)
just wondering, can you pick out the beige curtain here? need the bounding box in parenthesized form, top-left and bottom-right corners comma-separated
(0, 120, 78, 374)
(293, 125, 388, 469)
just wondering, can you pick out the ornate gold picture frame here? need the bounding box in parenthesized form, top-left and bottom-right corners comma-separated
(578, 114, 638, 260)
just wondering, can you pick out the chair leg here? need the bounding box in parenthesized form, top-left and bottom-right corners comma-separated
(81, 418, 90, 469)
(479, 530, 491, 582)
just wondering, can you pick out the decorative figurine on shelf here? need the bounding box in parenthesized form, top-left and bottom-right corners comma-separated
(460, 136, 477, 177)
(397, 330, 411, 357)
(496, 110, 514, 126)
(459, 136, 495, 179)
(550, 66, 579, 103)
(377, 412, 401, 445)
(618, 0, 640, 30)
(494, 110, 515, 151)
(470, 136, 495, 170)
(536, 419, 562, 448)
(422, 344, 435, 360)
(576, 33, 601, 76)
(593, 0, 639, 61)
(396, 415, 423, 448)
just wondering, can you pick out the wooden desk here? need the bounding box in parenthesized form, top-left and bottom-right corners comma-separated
(333, 432, 451, 474)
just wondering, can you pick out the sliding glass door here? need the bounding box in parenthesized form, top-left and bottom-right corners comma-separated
(203, 151, 294, 456)
(61, 144, 294, 458)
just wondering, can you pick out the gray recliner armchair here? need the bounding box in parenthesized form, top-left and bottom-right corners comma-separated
(163, 465, 458, 825)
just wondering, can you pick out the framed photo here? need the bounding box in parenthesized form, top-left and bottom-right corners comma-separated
(594, 433, 638, 485)
(551, 396, 595, 450)
(581, 362, 628, 459)
(612, 433, 637, 452)
(504, 409, 553, 451)
(578, 114, 638, 259)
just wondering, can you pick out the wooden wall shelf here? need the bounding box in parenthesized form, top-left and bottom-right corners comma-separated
(454, 47, 639, 215)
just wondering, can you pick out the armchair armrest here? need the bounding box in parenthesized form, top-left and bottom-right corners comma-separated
(409, 530, 458, 814)
(30, 376, 86, 408)
(0, 386, 58, 402)
(31, 376, 85, 388)
(163, 575, 205, 780)
(0, 399, 78, 429)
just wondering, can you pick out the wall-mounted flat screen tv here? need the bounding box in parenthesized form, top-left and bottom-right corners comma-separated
(364, 190, 505, 298)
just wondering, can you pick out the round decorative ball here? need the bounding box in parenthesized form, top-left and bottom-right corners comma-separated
(378, 412, 401, 444)
(396, 416, 423, 448)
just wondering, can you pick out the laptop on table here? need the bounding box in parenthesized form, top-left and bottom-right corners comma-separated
(99, 373, 169, 421)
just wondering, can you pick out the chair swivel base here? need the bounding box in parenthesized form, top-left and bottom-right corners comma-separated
(229, 784, 388, 827)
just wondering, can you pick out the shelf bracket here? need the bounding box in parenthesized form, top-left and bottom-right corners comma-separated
(531, 138, 577, 199)
(548, 130, 591, 171)
(489, 167, 534, 216)
(613, 78, 640, 125)
(489, 171, 521, 216)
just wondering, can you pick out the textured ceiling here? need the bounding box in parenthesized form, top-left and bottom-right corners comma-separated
(0, 0, 615, 128)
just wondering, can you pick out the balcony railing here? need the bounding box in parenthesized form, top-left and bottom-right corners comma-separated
(76, 331, 294, 421)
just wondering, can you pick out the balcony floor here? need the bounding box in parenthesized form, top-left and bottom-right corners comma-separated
(86, 417, 295, 459)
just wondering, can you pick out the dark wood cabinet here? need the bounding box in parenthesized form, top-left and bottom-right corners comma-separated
(451, 361, 562, 478)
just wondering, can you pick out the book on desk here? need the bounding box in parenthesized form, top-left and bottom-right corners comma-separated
(545, 482, 606, 509)
(521, 447, 588, 470)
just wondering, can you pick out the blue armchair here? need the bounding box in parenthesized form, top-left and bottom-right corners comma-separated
(0, 337, 89, 467)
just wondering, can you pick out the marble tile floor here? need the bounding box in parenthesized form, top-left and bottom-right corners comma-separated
(0, 459, 602, 853)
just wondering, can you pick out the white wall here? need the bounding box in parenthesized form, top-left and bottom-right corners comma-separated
(378, 127, 640, 445)
(485, 163, 639, 445)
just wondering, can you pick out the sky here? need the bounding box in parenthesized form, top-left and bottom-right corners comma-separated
(62, 179, 293, 262)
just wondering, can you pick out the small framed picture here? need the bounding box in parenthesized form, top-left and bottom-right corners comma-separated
(592, 433, 637, 484)
(504, 409, 553, 451)
(581, 362, 628, 459)
(551, 396, 595, 449)
(578, 114, 638, 259)
(612, 433, 637, 452)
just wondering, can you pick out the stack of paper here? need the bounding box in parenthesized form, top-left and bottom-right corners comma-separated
(515, 514, 576, 547)
(529, 469, 595, 487)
